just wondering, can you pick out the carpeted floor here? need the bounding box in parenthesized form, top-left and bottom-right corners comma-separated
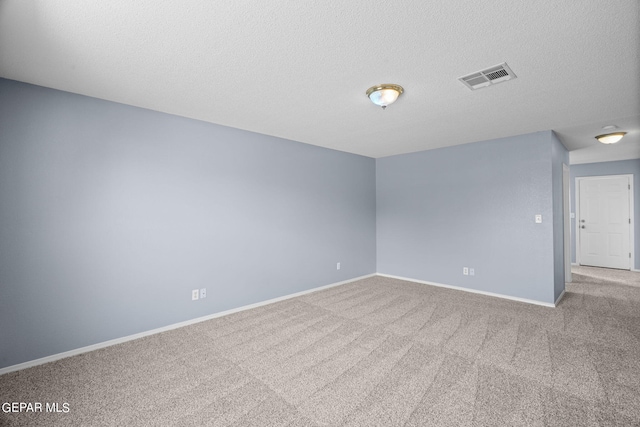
(1, 268, 639, 426)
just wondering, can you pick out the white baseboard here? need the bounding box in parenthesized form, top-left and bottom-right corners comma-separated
(0, 273, 375, 376)
(376, 273, 557, 308)
(554, 289, 566, 306)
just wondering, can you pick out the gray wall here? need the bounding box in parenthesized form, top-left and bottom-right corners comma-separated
(0, 79, 376, 369)
(570, 159, 640, 268)
(551, 132, 570, 301)
(0, 77, 579, 370)
(376, 131, 563, 304)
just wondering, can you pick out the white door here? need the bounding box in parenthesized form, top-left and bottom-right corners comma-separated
(578, 176, 631, 270)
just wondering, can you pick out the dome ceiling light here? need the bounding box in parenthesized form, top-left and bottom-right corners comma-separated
(366, 84, 404, 109)
(595, 132, 626, 144)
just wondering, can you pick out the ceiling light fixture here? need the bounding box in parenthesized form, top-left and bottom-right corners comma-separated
(595, 132, 626, 144)
(366, 84, 404, 109)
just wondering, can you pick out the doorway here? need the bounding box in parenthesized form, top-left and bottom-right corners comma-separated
(575, 175, 634, 270)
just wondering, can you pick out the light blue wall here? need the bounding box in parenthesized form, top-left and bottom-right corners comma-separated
(570, 159, 640, 268)
(0, 77, 575, 371)
(376, 131, 562, 304)
(551, 132, 570, 301)
(0, 79, 376, 369)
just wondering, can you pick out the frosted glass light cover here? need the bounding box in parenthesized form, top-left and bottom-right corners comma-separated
(369, 89, 400, 107)
(595, 132, 626, 144)
(366, 84, 403, 108)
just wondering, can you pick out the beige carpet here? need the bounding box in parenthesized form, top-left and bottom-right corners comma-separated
(1, 268, 639, 426)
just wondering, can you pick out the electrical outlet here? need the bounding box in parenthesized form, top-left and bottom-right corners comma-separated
(535, 214, 542, 223)
(337, 262, 340, 270)
(191, 289, 199, 301)
(200, 288, 206, 299)
(469, 268, 475, 276)
(463, 267, 469, 275)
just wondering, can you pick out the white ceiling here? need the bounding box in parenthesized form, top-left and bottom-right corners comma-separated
(1, 1, 638, 162)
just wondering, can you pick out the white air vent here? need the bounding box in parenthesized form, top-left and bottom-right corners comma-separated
(459, 62, 517, 90)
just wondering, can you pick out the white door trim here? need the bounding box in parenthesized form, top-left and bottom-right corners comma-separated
(575, 174, 634, 270)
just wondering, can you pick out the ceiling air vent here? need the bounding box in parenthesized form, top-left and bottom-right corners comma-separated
(459, 62, 517, 90)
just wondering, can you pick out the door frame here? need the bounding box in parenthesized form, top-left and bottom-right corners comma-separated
(575, 174, 634, 270)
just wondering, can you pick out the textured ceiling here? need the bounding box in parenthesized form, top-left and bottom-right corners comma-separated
(0, 1, 638, 161)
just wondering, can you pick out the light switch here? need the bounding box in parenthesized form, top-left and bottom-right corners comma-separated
(535, 214, 542, 223)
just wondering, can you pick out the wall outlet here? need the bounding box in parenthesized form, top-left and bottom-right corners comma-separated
(469, 268, 475, 276)
(200, 288, 206, 299)
(535, 214, 543, 223)
(463, 267, 469, 275)
(191, 289, 199, 301)
(337, 262, 341, 270)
